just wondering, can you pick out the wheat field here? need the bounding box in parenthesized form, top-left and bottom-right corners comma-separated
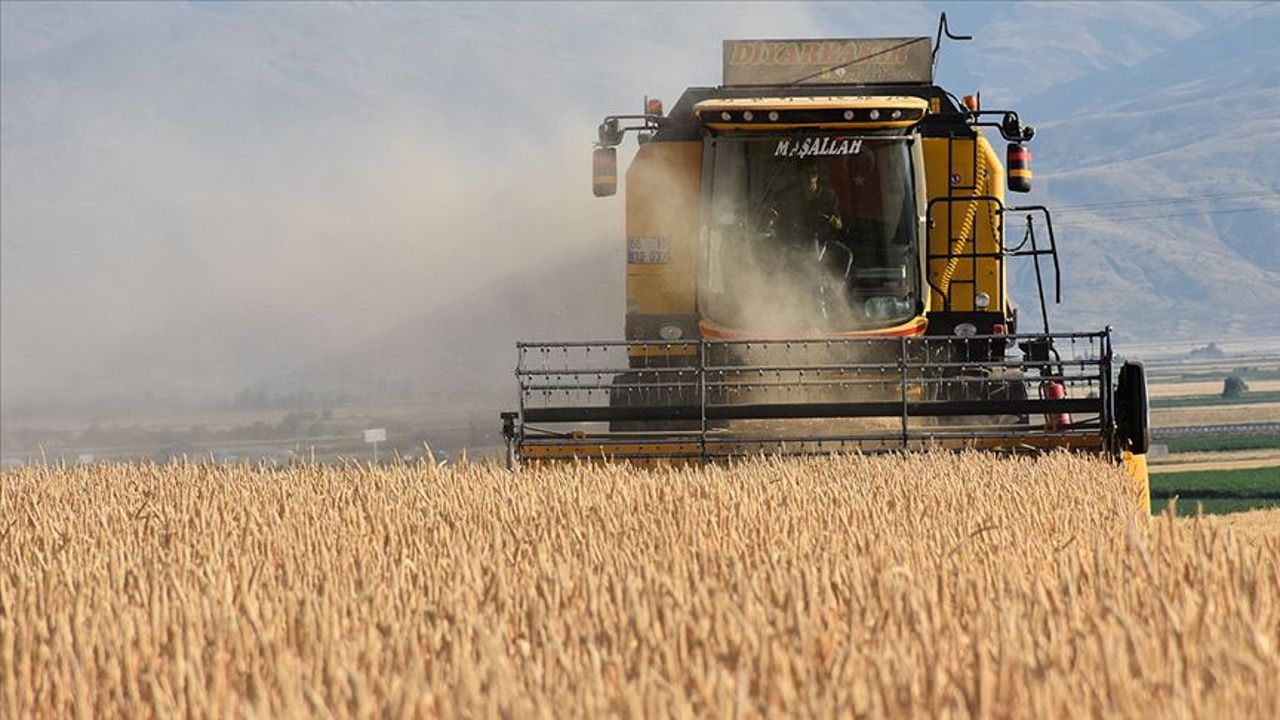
(2, 453, 1277, 718)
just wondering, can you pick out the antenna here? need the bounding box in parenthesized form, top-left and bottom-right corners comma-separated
(931, 12, 972, 73)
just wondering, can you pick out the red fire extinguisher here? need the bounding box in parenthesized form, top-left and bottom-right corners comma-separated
(1041, 380, 1071, 431)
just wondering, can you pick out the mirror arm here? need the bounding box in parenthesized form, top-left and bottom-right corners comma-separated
(964, 109, 1035, 143)
(597, 114, 664, 148)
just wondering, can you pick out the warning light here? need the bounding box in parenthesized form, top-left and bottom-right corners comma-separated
(962, 94, 979, 111)
(645, 98, 663, 116)
(1007, 142, 1033, 193)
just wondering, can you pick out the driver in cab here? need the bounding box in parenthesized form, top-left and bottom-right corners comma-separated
(769, 162, 844, 250)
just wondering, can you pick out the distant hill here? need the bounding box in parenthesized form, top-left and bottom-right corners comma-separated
(1015, 2, 1280, 339)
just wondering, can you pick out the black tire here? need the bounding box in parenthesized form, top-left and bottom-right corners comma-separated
(1116, 361, 1150, 454)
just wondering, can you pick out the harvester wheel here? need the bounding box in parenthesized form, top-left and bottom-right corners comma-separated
(1116, 361, 1150, 454)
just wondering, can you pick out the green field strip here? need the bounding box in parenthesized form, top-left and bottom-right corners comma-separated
(1159, 434, 1280, 453)
(1151, 497, 1280, 515)
(1150, 391, 1280, 409)
(1149, 466, 1280, 499)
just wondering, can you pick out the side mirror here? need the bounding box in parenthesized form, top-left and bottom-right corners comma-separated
(1007, 142, 1032, 193)
(592, 147, 617, 197)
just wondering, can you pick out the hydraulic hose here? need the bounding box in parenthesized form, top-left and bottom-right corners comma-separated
(938, 147, 989, 294)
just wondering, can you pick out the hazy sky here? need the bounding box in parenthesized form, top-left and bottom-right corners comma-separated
(0, 1, 1261, 414)
(0, 1, 931, 407)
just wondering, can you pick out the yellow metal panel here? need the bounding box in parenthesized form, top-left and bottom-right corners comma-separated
(627, 344, 698, 358)
(625, 141, 702, 315)
(922, 135, 1008, 316)
(694, 95, 928, 111)
(1123, 451, 1152, 515)
(695, 96, 927, 130)
(703, 121, 918, 131)
(525, 443, 702, 460)
(627, 273, 696, 313)
(522, 436, 1111, 465)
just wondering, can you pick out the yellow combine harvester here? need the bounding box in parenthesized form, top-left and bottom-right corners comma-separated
(500, 19, 1151, 502)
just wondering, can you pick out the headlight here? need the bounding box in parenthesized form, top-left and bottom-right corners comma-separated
(955, 323, 978, 337)
(974, 291, 991, 309)
(658, 324, 684, 340)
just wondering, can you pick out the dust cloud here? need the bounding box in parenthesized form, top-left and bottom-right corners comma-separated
(1, 3, 940, 457)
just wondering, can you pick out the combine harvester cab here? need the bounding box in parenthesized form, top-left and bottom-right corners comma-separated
(500, 19, 1151, 504)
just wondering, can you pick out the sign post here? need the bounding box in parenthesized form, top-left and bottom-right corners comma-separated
(363, 428, 387, 463)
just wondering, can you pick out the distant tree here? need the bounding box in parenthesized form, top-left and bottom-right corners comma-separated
(278, 411, 318, 438)
(1189, 343, 1225, 359)
(1222, 375, 1250, 398)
